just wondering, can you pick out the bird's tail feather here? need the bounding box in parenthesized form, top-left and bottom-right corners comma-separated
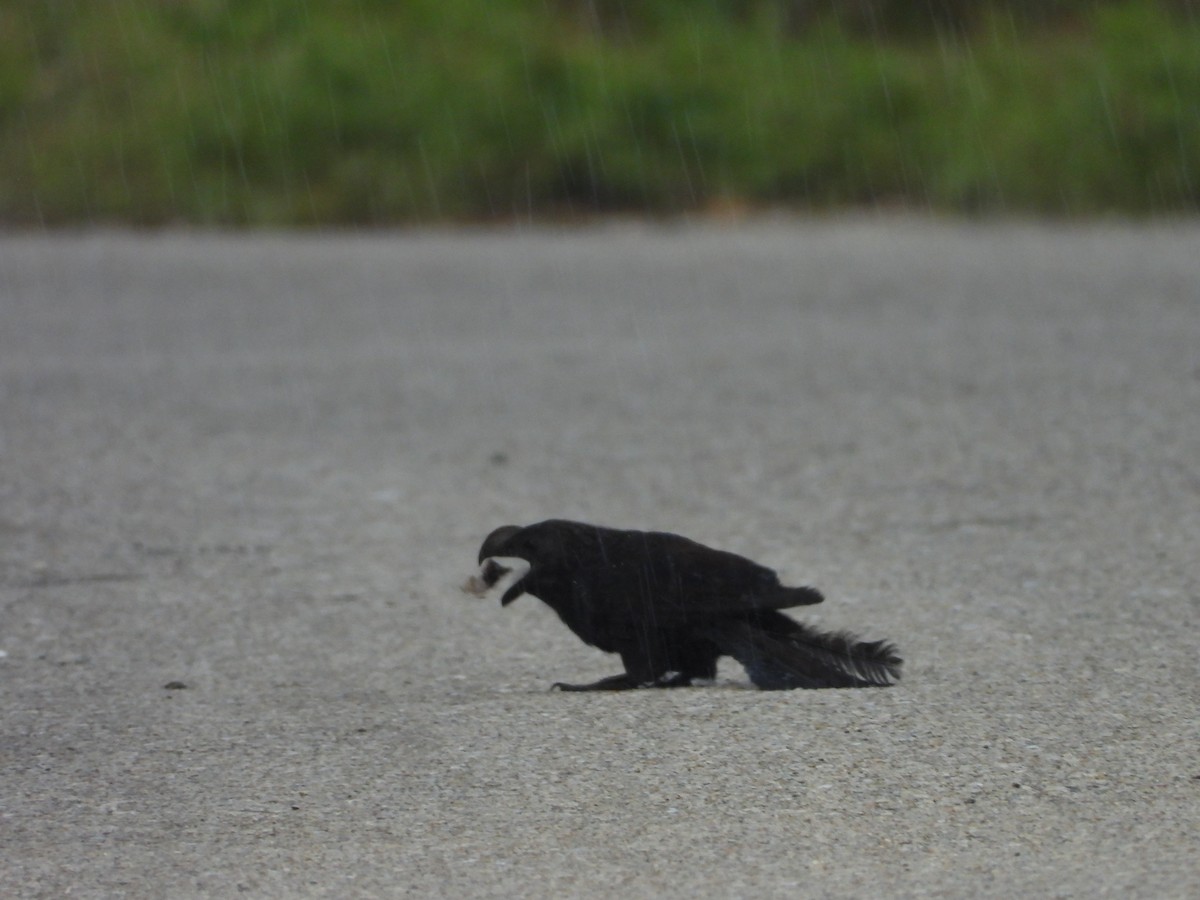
(709, 619, 902, 689)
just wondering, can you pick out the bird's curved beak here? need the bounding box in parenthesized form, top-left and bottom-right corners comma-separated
(500, 580, 525, 606)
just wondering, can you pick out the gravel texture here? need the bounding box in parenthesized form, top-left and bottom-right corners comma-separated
(1, 220, 1198, 898)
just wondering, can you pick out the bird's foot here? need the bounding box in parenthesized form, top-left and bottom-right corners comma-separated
(551, 671, 697, 691)
(551, 673, 640, 692)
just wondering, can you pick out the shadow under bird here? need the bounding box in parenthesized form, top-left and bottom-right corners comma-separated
(463, 519, 902, 691)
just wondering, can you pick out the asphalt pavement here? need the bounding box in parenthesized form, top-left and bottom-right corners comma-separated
(2, 219, 1198, 897)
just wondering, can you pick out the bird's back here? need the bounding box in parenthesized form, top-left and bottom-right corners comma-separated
(524, 520, 821, 624)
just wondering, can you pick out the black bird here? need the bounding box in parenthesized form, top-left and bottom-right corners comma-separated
(463, 519, 901, 691)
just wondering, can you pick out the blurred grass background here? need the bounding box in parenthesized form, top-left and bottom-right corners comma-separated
(2, 0, 1198, 226)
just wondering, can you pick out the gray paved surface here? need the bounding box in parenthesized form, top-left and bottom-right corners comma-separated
(1, 220, 1198, 898)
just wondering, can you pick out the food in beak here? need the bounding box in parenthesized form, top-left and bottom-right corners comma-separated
(462, 558, 511, 597)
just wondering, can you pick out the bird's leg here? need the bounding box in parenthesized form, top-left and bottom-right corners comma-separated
(551, 673, 641, 692)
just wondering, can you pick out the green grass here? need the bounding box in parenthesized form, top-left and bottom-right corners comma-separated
(2, 1, 1198, 225)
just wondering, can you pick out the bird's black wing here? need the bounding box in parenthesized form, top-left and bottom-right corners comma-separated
(538, 523, 822, 622)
